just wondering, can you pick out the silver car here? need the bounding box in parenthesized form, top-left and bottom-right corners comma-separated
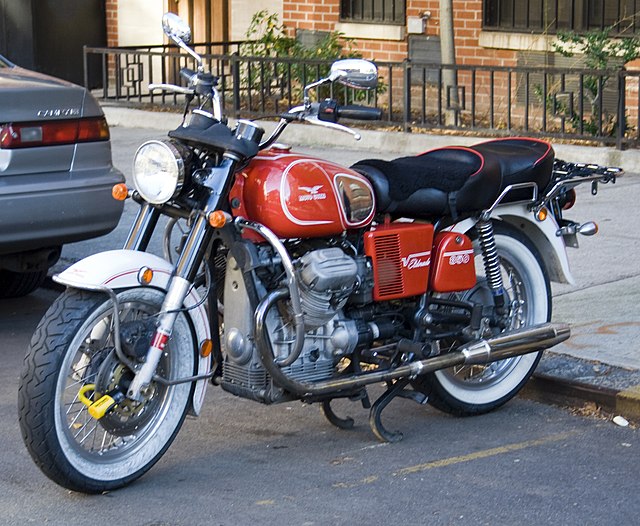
(0, 55, 124, 297)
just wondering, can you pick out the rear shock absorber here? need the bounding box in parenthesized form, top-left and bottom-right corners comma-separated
(476, 219, 505, 312)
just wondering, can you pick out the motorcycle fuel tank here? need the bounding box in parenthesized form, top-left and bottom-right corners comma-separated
(230, 147, 375, 238)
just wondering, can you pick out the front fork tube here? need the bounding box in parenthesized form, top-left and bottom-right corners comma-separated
(124, 202, 161, 251)
(126, 277, 192, 399)
(126, 158, 237, 401)
(127, 212, 214, 401)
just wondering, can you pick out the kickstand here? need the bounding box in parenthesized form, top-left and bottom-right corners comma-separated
(321, 399, 354, 430)
(320, 390, 371, 430)
(369, 379, 428, 443)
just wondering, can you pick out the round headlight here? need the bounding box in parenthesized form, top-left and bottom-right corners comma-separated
(132, 140, 185, 204)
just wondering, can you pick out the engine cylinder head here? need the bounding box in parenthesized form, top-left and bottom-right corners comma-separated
(297, 248, 357, 329)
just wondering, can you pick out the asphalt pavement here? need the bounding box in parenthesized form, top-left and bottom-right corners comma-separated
(51, 107, 640, 423)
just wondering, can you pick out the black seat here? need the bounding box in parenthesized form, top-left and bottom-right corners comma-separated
(352, 138, 554, 219)
(471, 138, 554, 202)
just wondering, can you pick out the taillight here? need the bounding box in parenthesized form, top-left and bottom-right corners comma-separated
(561, 188, 577, 210)
(0, 117, 109, 149)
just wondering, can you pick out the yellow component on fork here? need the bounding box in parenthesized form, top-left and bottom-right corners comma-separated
(77, 384, 121, 420)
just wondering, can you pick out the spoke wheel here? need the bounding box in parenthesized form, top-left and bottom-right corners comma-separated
(19, 288, 196, 493)
(416, 224, 551, 416)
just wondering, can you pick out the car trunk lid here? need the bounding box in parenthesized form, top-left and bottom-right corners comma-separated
(0, 65, 103, 175)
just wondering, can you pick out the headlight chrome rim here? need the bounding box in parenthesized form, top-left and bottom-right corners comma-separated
(132, 139, 186, 204)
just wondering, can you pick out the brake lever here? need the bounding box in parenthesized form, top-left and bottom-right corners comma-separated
(148, 83, 195, 96)
(303, 115, 361, 140)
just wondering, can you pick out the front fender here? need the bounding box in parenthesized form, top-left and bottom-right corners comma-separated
(448, 204, 575, 285)
(54, 249, 212, 416)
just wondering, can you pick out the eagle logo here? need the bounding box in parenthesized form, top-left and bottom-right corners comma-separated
(299, 185, 324, 195)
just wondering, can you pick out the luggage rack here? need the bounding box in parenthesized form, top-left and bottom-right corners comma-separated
(531, 160, 622, 215)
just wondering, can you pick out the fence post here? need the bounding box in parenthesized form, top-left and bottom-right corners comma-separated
(232, 53, 241, 119)
(617, 69, 626, 150)
(83, 46, 89, 90)
(404, 60, 412, 133)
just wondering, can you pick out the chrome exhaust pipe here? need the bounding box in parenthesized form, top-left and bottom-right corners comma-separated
(255, 289, 570, 398)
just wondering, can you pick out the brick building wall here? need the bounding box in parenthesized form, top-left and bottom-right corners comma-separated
(106, 0, 118, 48)
(281, 1, 519, 67)
(102, 0, 638, 135)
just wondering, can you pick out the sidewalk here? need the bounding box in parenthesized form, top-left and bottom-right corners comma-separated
(81, 106, 640, 421)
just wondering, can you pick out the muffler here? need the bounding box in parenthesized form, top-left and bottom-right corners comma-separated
(255, 289, 571, 398)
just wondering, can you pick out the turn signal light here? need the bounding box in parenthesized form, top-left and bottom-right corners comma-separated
(137, 266, 154, 285)
(112, 183, 129, 201)
(536, 207, 548, 222)
(200, 339, 213, 358)
(208, 210, 228, 228)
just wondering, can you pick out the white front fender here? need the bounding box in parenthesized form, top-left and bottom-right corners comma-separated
(54, 249, 212, 416)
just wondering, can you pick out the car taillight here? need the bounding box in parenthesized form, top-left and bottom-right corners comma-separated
(0, 117, 109, 149)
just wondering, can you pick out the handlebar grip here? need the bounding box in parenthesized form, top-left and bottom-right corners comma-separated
(179, 68, 196, 82)
(279, 112, 303, 122)
(336, 105, 382, 121)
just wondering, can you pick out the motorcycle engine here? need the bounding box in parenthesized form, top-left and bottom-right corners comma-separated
(297, 247, 357, 329)
(220, 247, 362, 403)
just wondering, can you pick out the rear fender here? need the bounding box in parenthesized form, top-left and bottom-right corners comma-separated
(54, 249, 212, 416)
(448, 204, 575, 285)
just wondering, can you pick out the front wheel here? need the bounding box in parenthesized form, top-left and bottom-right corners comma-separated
(418, 224, 551, 416)
(18, 287, 196, 493)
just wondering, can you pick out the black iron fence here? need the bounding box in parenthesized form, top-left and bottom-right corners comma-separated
(84, 44, 640, 149)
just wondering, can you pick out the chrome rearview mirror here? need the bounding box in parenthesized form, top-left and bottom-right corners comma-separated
(162, 12, 191, 44)
(330, 59, 378, 90)
(162, 12, 203, 69)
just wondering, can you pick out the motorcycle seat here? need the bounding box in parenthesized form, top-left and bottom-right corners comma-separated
(352, 137, 554, 219)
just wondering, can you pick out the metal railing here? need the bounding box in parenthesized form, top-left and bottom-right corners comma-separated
(84, 44, 640, 149)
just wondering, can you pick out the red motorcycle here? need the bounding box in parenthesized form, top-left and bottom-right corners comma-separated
(18, 13, 620, 492)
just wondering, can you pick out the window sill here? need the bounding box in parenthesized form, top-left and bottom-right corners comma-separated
(479, 31, 555, 52)
(335, 22, 405, 41)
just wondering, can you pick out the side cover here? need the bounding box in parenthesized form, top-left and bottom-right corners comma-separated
(429, 232, 476, 292)
(364, 222, 434, 300)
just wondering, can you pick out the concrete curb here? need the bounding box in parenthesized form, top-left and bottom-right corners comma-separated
(525, 374, 640, 422)
(524, 353, 640, 422)
(103, 105, 639, 169)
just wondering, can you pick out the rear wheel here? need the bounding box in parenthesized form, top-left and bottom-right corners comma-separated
(417, 224, 551, 416)
(18, 287, 196, 493)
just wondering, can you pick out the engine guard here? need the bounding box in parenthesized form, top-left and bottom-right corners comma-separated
(53, 249, 212, 416)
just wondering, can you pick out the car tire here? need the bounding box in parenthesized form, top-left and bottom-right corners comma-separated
(0, 269, 47, 298)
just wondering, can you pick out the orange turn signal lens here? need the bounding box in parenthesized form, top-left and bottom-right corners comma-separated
(536, 207, 548, 222)
(112, 183, 129, 201)
(200, 339, 213, 358)
(208, 210, 228, 228)
(137, 266, 154, 285)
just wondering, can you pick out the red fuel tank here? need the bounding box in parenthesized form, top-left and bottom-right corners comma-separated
(229, 147, 375, 238)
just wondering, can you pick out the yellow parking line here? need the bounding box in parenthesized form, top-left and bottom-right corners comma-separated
(394, 431, 574, 477)
(332, 431, 574, 489)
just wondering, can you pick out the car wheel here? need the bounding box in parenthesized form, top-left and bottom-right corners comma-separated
(0, 269, 48, 298)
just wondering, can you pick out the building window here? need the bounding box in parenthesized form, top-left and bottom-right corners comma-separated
(483, 0, 640, 34)
(340, 0, 406, 25)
